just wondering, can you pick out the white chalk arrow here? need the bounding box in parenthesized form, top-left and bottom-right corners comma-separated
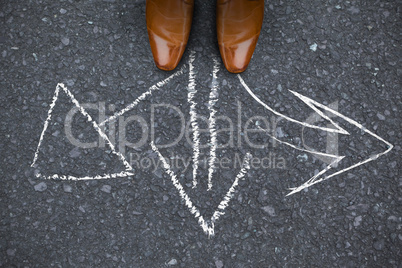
(31, 83, 135, 180)
(31, 65, 187, 180)
(187, 52, 221, 190)
(31, 49, 393, 236)
(151, 142, 251, 237)
(151, 51, 253, 236)
(238, 75, 394, 196)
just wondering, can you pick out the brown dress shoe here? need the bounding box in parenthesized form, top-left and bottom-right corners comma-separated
(216, 0, 264, 73)
(146, 0, 194, 71)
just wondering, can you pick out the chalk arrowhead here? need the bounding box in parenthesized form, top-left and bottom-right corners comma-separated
(31, 83, 134, 180)
(238, 74, 393, 196)
(151, 142, 252, 237)
(286, 90, 393, 195)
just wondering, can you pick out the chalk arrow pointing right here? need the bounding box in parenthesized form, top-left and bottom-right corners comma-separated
(286, 89, 393, 195)
(238, 75, 394, 196)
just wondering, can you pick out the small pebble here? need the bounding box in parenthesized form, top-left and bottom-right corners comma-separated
(34, 182, 47, 192)
(241, 232, 251, 239)
(132, 211, 143, 215)
(167, 259, 177, 266)
(373, 239, 385, 251)
(63, 184, 72, 193)
(261, 206, 275, 216)
(310, 43, 318, 51)
(101, 185, 111, 193)
(61, 37, 70, 46)
(376, 113, 385, 120)
(354, 216, 362, 227)
(215, 260, 223, 268)
(7, 249, 16, 256)
(69, 148, 81, 158)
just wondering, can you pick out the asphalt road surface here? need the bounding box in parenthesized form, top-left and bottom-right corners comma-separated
(1, 0, 401, 267)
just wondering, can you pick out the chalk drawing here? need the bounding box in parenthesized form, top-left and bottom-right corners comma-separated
(238, 75, 393, 196)
(286, 89, 393, 195)
(238, 74, 349, 135)
(35, 171, 135, 181)
(207, 58, 220, 190)
(151, 141, 251, 237)
(149, 54, 252, 235)
(31, 83, 134, 180)
(99, 64, 186, 127)
(31, 50, 393, 236)
(31, 66, 189, 180)
(31, 83, 61, 167)
(187, 51, 201, 188)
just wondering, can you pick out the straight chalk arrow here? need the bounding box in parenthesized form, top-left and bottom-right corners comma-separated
(151, 51, 253, 236)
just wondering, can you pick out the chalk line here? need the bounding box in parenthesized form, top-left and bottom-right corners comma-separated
(151, 141, 251, 237)
(36, 171, 135, 181)
(257, 125, 343, 160)
(207, 58, 220, 191)
(99, 64, 186, 127)
(211, 152, 251, 223)
(58, 83, 133, 171)
(285, 89, 394, 195)
(187, 51, 201, 188)
(31, 83, 134, 180)
(239, 75, 393, 195)
(31, 86, 61, 167)
(256, 125, 345, 195)
(238, 74, 349, 135)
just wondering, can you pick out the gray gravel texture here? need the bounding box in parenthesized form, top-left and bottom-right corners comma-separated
(1, 0, 401, 267)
